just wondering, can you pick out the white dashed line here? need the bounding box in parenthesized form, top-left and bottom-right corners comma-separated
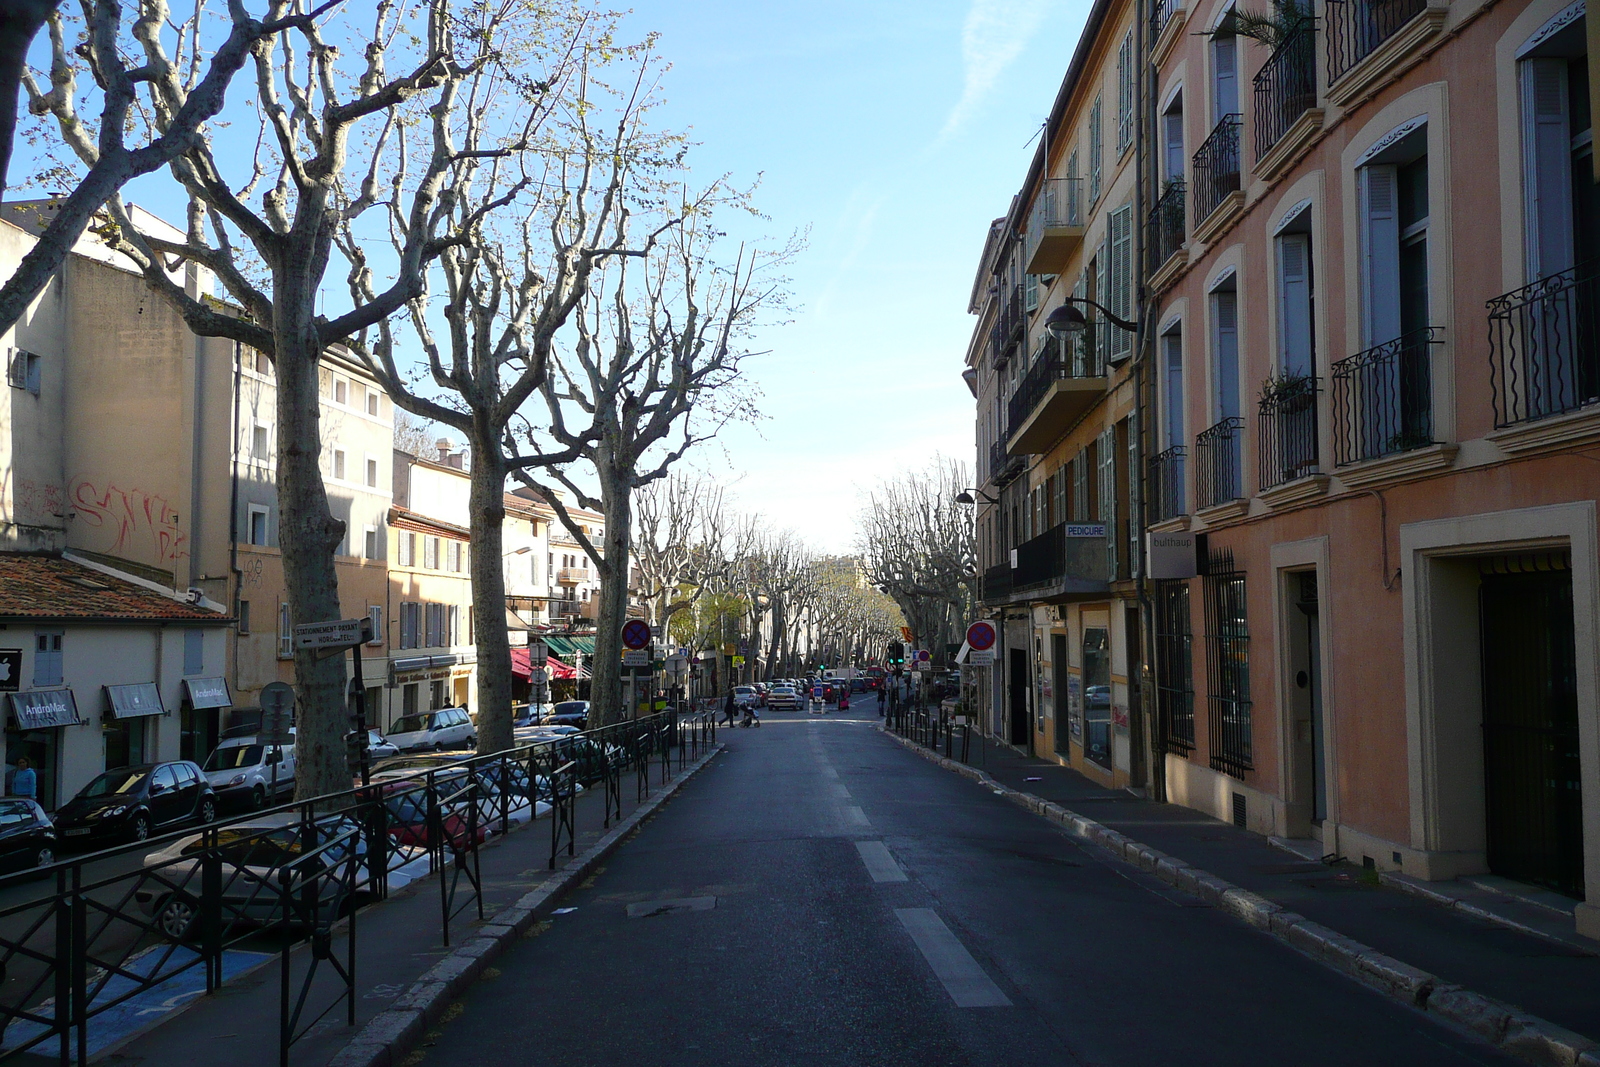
(855, 840, 908, 883)
(895, 908, 1012, 1008)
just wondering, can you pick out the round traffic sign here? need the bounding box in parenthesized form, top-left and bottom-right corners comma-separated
(966, 621, 996, 652)
(621, 619, 652, 650)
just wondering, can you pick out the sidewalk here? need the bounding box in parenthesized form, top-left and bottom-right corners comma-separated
(95, 745, 719, 1067)
(896, 731, 1600, 1059)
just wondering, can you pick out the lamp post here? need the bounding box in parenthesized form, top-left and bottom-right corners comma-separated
(1041, 298, 1137, 338)
(954, 487, 998, 507)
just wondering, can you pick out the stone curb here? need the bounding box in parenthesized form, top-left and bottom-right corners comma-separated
(882, 728, 1595, 1067)
(327, 743, 726, 1067)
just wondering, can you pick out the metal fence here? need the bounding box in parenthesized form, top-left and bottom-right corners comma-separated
(1202, 564, 1253, 779)
(1150, 445, 1187, 522)
(1253, 21, 1317, 159)
(1331, 327, 1439, 465)
(1488, 262, 1600, 428)
(1154, 580, 1196, 755)
(982, 562, 1013, 603)
(1325, 0, 1427, 82)
(1192, 115, 1242, 224)
(1194, 416, 1245, 510)
(989, 440, 1023, 486)
(0, 709, 708, 1067)
(1257, 376, 1320, 489)
(1147, 181, 1186, 275)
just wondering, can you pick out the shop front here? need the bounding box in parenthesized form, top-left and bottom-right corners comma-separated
(103, 682, 164, 770)
(181, 677, 231, 764)
(5, 690, 86, 810)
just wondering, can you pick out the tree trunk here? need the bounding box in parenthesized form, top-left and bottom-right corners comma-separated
(588, 460, 633, 727)
(470, 438, 513, 754)
(277, 333, 349, 803)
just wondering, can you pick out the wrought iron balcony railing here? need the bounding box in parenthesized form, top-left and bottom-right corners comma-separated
(989, 283, 1024, 367)
(1253, 21, 1317, 158)
(1488, 262, 1600, 429)
(989, 439, 1025, 485)
(1150, 0, 1182, 38)
(1013, 521, 1111, 592)
(1006, 333, 1108, 434)
(1331, 327, 1440, 465)
(1150, 445, 1188, 522)
(1147, 181, 1186, 274)
(1194, 416, 1245, 510)
(1192, 115, 1243, 224)
(981, 562, 1013, 603)
(1325, 0, 1427, 83)
(1257, 376, 1320, 489)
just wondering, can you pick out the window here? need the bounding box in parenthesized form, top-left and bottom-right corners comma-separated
(1024, 272, 1039, 313)
(448, 541, 462, 572)
(364, 526, 379, 560)
(1212, 24, 1239, 123)
(368, 605, 383, 645)
(366, 456, 379, 488)
(1088, 94, 1104, 203)
(278, 604, 292, 659)
(1107, 205, 1134, 362)
(238, 600, 251, 635)
(1522, 54, 1597, 277)
(1156, 581, 1196, 753)
(447, 604, 460, 646)
(1203, 562, 1252, 777)
(402, 684, 419, 717)
(1277, 226, 1315, 377)
(7, 350, 40, 396)
(400, 602, 421, 649)
(183, 630, 203, 675)
(423, 537, 439, 570)
(430, 680, 447, 710)
(334, 378, 348, 405)
(1211, 278, 1240, 421)
(1164, 93, 1185, 181)
(1360, 128, 1429, 346)
(247, 505, 270, 547)
(1117, 31, 1136, 153)
(252, 424, 270, 461)
(425, 603, 443, 647)
(1163, 326, 1185, 451)
(1098, 425, 1118, 577)
(33, 631, 62, 687)
(367, 390, 380, 417)
(333, 449, 346, 481)
(399, 532, 415, 567)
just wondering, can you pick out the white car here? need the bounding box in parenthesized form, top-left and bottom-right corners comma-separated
(387, 707, 476, 752)
(732, 686, 759, 709)
(202, 734, 295, 810)
(767, 686, 800, 710)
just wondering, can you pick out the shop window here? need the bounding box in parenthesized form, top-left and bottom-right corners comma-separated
(1203, 557, 1253, 777)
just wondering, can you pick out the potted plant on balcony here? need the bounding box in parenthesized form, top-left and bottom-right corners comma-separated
(1212, 0, 1312, 47)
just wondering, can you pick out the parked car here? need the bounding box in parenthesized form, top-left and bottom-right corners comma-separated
(732, 686, 758, 709)
(364, 730, 400, 761)
(1086, 685, 1111, 710)
(540, 701, 590, 729)
(512, 704, 548, 728)
(387, 707, 477, 752)
(0, 798, 57, 873)
(135, 813, 367, 941)
(55, 762, 218, 846)
(767, 685, 800, 711)
(202, 735, 295, 811)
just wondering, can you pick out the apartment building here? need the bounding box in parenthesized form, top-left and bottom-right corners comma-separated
(969, 0, 1151, 791)
(1140, 0, 1600, 936)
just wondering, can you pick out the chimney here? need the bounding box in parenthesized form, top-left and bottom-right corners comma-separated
(436, 437, 452, 463)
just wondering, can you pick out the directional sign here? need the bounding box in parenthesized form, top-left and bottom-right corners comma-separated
(621, 619, 652, 650)
(294, 618, 370, 649)
(966, 621, 996, 652)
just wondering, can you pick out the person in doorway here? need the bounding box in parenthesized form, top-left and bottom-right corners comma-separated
(721, 689, 737, 727)
(10, 757, 35, 801)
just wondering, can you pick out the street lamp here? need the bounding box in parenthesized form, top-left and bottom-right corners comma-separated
(954, 487, 998, 506)
(1042, 298, 1137, 338)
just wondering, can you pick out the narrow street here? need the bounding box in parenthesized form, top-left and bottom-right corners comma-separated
(414, 711, 1514, 1067)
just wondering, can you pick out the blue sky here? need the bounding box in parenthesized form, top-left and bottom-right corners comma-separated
(620, 0, 1087, 551)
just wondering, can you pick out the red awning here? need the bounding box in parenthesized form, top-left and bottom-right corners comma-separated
(547, 656, 576, 679)
(511, 648, 532, 679)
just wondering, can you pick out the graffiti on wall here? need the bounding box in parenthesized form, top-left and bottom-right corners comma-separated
(69, 478, 189, 563)
(0, 475, 66, 526)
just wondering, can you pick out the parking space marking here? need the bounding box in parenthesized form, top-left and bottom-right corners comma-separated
(894, 908, 1011, 1008)
(855, 840, 908, 883)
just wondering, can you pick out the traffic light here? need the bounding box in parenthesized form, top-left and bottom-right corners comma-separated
(887, 641, 904, 665)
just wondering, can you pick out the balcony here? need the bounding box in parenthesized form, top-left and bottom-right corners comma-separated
(556, 567, 591, 584)
(1253, 21, 1320, 177)
(1332, 328, 1440, 465)
(1006, 335, 1111, 455)
(1257, 376, 1320, 490)
(1024, 177, 1086, 275)
(1194, 416, 1245, 511)
(1192, 116, 1243, 231)
(1013, 522, 1111, 599)
(1150, 445, 1187, 523)
(1147, 180, 1186, 278)
(981, 562, 1013, 604)
(1150, 0, 1181, 39)
(989, 284, 1024, 368)
(989, 439, 1025, 487)
(1326, 0, 1430, 84)
(1488, 263, 1600, 430)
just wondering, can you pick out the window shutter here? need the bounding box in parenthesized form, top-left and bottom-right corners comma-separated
(1094, 249, 1109, 373)
(1278, 233, 1314, 377)
(1099, 427, 1118, 577)
(1212, 34, 1238, 121)
(1362, 165, 1402, 346)
(1213, 290, 1240, 420)
(1110, 207, 1133, 361)
(1089, 95, 1103, 203)
(1521, 58, 1575, 281)
(1025, 272, 1039, 314)
(1117, 35, 1133, 151)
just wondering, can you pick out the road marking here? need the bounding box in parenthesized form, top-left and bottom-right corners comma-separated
(855, 840, 908, 883)
(841, 805, 870, 827)
(894, 909, 1011, 1008)
(830, 783, 852, 799)
(820, 766, 839, 779)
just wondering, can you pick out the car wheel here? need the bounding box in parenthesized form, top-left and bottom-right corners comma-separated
(35, 847, 53, 869)
(157, 894, 199, 942)
(131, 813, 151, 841)
(198, 797, 218, 824)
(433, 742, 444, 752)
(250, 785, 267, 810)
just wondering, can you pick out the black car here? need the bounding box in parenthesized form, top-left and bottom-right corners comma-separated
(0, 798, 57, 873)
(540, 700, 590, 729)
(54, 762, 218, 847)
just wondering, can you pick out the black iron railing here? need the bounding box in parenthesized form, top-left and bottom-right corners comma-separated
(1006, 334, 1107, 433)
(1154, 580, 1196, 755)
(1488, 262, 1600, 428)
(1147, 181, 1186, 274)
(1150, 445, 1187, 521)
(989, 284, 1024, 367)
(1150, 0, 1181, 38)
(1194, 416, 1245, 509)
(1257, 376, 1320, 489)
(1203, 567, 1253, 779)
(1011, 522, 1110, 590)
(989, 439, 1024, 485)
(982, 562, 1013, 602)
(1254, 21, 1317, 159)
(1325, 0, 1427, 82)
(1192, 115, 1243, 224)
(1331, 327, 1439, 465)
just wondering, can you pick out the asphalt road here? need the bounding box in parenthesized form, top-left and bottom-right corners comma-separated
(406, 708, 1520, 1067)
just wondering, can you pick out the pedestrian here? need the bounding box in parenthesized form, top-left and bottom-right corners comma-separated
(876, 687, 886, 717)
(721, 689, 736, 726)
(10, 757, 35, 801)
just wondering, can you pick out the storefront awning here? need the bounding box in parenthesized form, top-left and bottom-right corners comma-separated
(506, 607, 538, 633)
(9, 690, 83, 730)
(105, 682, 165, 719)
(511, 647, 532, 679)
(543, 635, 596, 657)
(184, 677, 231, 710)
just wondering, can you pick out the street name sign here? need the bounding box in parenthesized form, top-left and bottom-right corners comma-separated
(294, 618, 369, 649)
(622, 619, 652, 650)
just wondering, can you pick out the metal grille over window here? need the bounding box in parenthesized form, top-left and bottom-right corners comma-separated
(1148, 181, 1187, 274)
(1194, 416, 1245, 509)
(1203, 556, 1252, 778)
(1155, 580, 1196, 753)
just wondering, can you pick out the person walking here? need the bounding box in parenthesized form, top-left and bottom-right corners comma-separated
(876, 686, 886, 718)
(10, 757, 35, 801)
(721, 689, 737, 727)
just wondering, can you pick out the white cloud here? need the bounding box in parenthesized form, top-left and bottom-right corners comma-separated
(938, 0, 1057, 143)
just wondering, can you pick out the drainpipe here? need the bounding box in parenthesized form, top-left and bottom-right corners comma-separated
(228, 341, 243, 727)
